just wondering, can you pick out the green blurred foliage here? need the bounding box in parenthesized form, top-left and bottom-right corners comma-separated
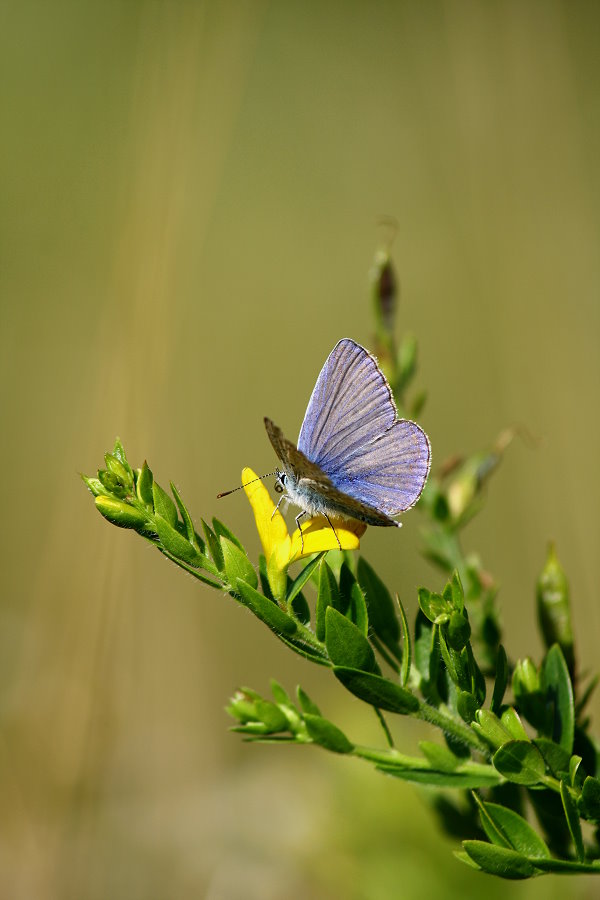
(1, 1, 599, 897)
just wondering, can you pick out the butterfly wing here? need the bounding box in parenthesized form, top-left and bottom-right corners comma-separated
(297, 339, 431, 516)
(264, 417, 398, 526)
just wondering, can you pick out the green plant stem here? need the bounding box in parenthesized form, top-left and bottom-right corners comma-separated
(374, 707, 395, 747)
(353, 744, 499, 781)
(415, 701, 488, 754)
(160, 549, 223, 589)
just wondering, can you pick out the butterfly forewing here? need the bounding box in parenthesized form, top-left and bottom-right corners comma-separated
(297, 339, 431, 516)
(298, 339, 398, 471)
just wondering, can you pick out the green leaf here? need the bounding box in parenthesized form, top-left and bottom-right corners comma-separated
(136, 460, 154, 506)
(212, 517, 245, 552)
(236, 580, 297, 637)
(541, 644, 574, 754)
(357, 557, 400, 653)
(446, 611, 471, 652)
(418, 587, 449, 624)
(270, 679, 292, 706)
(580, 776, 600, 823)
(297, 686, 321, 716)
(112, 437, 134, 479)
(397, 594, 412, 688)
(461, 841, 538, 879)
(493, 741, 546, 785)
(154, 515, 204, 567)
(253, 699, 289, 733)
(325, 607, 378, 672)
(419, 741, 460, 772)
(316, 559, 339, 642)
(473, 709, 512, 750)
(457, 691, 479, 724)
(258, 555, 275, 601)
(569, 754, 582, 787)
(473, 796, 551, 859)
(450, 569, 464, 611)
(491, 645, 508, 714)
(333, 667, 419, 714)
(222, 537, 258, 590)
(533, 738, 571, 778)
(202, 519, 225, 571)
(560, 780, 584, 862)
(379, 765, 501, 789)
(152, 482, 177, 527)
(286, 553, 324, 607)
(337, 563, 369, 635)
(169, 483, 202, 549)
(500, 707, 528, 742)
(304, 714, 354, 753)
(290, 590, 311, 625)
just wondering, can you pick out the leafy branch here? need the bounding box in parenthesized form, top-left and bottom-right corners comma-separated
(81, 248, 600, 879)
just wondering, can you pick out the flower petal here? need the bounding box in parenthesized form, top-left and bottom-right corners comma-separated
(242, 467, 291, 564)
(289, 516, 367, 562)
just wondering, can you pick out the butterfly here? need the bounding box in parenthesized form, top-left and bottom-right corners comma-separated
(265, 338, 431, 546)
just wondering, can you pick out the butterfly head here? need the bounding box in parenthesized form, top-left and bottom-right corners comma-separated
(274, 468, 287, 494)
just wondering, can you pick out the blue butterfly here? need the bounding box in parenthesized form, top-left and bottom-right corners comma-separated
(265, 338, 431, 545)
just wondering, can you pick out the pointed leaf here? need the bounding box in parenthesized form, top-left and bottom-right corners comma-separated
(493, 741, 546, 785)
(222, 537, 258, 590)
(325, 607, 378, 672)
(500, 707, 528, 742)
(304, 714, 354, 753)
(461, 841, 538, 879)
(287, 553, 324, 607)
(580, 776, 600, 823)
(491, 645, 508, 714)
(152, 482, 177, 527)
(542, 644, 574, 754)
(167, 481, 205, 552)
(236, 580, 297, 637)
(202, 519, 225, 571)
(270, 679, 292, 706)
(290, 590, 310, 625)
(357, 557, 400, 652)
(396, 594, 411, 688)
(297, 686, 321, 716)
(316, 559, 339, 642)
(212, 517, 245, 552)
(333, 667, 419, 714)
(419, 741, 460, 772)
(475, 797, 551, 859)
(533, 738, 571, 778)
(136, 461, 154, 506)
(379, 765, 501, 789)
(154, 515, 204, 567)
(560, 779, 584, 862)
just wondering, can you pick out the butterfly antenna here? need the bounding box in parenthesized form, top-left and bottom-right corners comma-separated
(216, 472, 278, 499)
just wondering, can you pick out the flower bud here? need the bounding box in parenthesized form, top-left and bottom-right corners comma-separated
(512, 657, 540, 698)
(371, 249, 397, 337)
(536, 542, 574, 676)
(95, 496, 149, 530)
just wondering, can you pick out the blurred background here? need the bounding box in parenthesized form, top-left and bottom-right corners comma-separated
(1, 1, 599, 897)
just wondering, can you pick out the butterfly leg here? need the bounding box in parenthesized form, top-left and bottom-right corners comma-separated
(271, 494, 287, 520)
(295, 511, 308, 553)
(324, 513, 341, 550)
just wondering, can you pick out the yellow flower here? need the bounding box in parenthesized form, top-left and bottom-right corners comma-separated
(242, 467, 366, 599)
